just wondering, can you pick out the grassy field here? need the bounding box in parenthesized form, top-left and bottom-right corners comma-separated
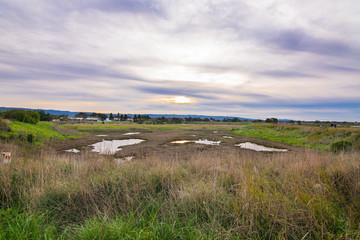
(0, 121, 81, 146)
(231, 124, 360, 151)
(1, 121, 360, 239)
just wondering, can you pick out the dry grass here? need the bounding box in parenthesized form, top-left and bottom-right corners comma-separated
(1, 143, 360, 239)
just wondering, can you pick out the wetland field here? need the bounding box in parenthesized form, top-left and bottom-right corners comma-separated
(1, 121, 360, 239)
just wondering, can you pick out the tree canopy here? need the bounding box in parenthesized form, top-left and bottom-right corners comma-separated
(1, 110, 40, 124)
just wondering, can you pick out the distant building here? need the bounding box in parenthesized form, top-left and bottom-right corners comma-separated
(85, 117, 99, 121)
(69, 117, 83, 121)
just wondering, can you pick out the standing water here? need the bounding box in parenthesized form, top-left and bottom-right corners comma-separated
(90, 139, 145, 155)
(235, 142, 287, 152)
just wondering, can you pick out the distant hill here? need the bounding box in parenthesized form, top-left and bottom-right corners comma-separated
(145, 114, 252, 121)
(0, 107, 79, 117)
(0, 106, 255, 121)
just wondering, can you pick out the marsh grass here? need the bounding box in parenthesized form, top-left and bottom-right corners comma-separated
(232, 124, 360, 151)
(1, 143, 360, 239)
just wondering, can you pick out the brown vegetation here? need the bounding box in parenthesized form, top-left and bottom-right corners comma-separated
(1, 138, 360, 238)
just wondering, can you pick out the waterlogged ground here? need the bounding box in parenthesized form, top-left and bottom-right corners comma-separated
(90, 139, 145, 155)
(236, 142, 288, 152)
(54, 126, 300, 160)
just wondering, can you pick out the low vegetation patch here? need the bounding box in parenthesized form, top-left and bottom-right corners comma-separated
(231, 124, 360, 151)
(0, 121, 80, 146)
(330, 140, 353, 153)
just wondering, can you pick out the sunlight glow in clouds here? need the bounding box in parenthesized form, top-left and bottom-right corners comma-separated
(0, 0, 359, 121)
(172, 96, 192, 104)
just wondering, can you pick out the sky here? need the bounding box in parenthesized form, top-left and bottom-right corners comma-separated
(0, 0, 359, 121)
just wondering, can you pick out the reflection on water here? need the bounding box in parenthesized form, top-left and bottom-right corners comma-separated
(64, 148, 80, 153)
(123, 132, 140, 135)
(235, 142, 287, 152)
(90, 139, 145, 155)
(222, 136, 233, 139)
(171, 139, 221, 145)
(171, 140, 192, 144)
(96, 135, 108, 137)
(195, 139, 221, 145)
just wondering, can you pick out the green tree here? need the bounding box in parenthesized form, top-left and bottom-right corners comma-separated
(75, 112, 88, 118)
(265, 118, 278, 123)
(37, 110, 52, 121)
(98, 114, 107, 121)
(3, 110, 40, 124)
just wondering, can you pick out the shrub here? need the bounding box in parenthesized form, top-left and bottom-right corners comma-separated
(0, 119, 11, 133)
(3, 110, 40, 124)
(330, 140, 353, 153)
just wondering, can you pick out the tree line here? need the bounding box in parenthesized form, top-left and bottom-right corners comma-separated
(0, 110, 40, 124)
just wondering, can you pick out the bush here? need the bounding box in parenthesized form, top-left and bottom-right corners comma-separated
(3, 110, 40, 124)
(0, 119, 11, 132)
(330, 140, 353, 153)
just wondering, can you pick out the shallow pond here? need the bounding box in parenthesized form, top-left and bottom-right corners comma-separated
(89, 139, 145, 155)
(235, 142, 287, 152)
(172, 139, 221, 145)
(171, 140, 193, 144)
(123, 132, 140, 135)
(195, 139, 221, 145)
(64, 148, 80, 153)
(222, 136, 233, 139)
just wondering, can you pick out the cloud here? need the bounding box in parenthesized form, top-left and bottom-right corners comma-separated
(0, 0, 359, 121)
(266, 29, 350, 56)
(137, 86, 218, 100)
(259, 70, 316, 78)
(91, 0, 161, 14)
(323, 64, 360, 73)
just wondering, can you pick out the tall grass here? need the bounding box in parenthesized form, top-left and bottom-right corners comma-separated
(1, 144, 360, 239)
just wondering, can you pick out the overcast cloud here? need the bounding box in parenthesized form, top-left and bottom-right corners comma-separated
(0, 0, 359, 121)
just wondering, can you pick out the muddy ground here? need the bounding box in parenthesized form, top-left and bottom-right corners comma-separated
(49, 127, 303, 161)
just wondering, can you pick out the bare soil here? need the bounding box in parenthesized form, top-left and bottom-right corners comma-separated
(48, 128, 303, 161)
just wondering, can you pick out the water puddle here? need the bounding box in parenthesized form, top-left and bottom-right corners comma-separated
(195, 139, 221, 145)
(172, 139, 221, 145)
(223, 136, 233, 139)
(235, 142, 287, 152)
(96, 135, 108, 137)
(123, 132, 140, 135)
(64, 148, 80, 153)
(89, 139, 145, 155)
(171, 140, 192, 144)
(114, 156, 134, 164)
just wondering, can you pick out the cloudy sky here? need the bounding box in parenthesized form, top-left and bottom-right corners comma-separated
(1, 0, 359, 121)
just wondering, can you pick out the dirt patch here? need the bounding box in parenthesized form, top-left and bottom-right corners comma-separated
(49, 128, 302, 160)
